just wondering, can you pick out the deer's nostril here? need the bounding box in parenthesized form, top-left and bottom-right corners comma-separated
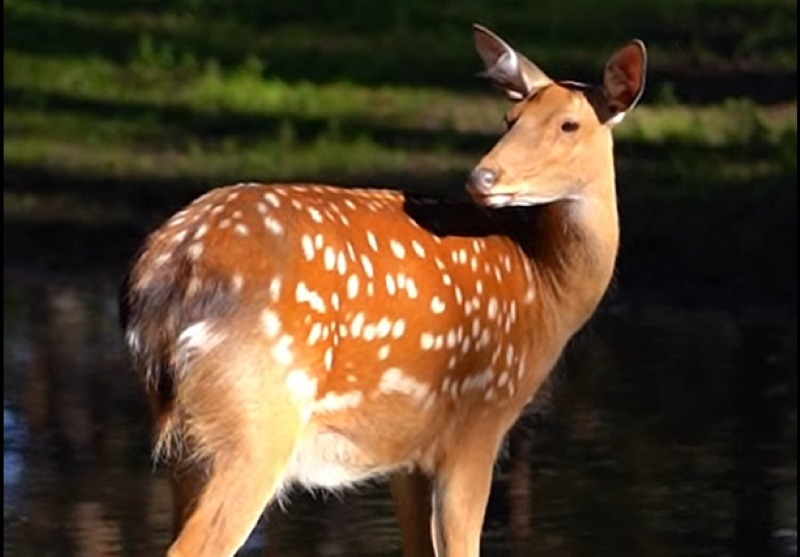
(468, 168, 498, 194)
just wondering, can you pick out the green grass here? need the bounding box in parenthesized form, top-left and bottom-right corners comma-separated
(3, 0, 797, 225)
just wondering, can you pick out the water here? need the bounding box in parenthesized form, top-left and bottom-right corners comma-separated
(3, 267, 796, 557)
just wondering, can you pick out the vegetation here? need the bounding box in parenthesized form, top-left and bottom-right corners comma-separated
(3, 0, 797, 305)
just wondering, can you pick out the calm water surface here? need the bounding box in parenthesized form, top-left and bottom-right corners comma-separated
(3, 268, 797, 557)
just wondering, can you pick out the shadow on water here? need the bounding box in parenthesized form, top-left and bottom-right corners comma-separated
(3, 262, 796, 556)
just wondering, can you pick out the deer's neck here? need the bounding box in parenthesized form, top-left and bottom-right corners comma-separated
(523, 188, 620, 335)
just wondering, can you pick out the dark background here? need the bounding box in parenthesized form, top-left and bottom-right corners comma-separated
(4, 1, 797, 556)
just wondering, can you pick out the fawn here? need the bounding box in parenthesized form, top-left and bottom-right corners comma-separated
(120, 23, 646, 557)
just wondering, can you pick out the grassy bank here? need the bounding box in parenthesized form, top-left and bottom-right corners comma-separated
(3, 0, 797, 307)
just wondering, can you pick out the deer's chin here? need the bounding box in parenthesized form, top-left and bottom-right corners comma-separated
(469, 190, 565, 208)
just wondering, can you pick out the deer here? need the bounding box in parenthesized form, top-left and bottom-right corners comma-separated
(119, 23, 646, 557)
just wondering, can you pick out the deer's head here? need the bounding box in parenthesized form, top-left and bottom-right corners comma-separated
(467, 24, 647, 208)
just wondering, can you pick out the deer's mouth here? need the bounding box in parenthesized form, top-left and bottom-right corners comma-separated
(470, 190, 565, 208)
(470, 192, 515, 207)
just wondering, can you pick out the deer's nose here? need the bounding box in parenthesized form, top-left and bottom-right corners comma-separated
(467, 167, 498, 194)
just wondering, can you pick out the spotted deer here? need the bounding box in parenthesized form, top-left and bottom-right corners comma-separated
(119, 23, 646, 557)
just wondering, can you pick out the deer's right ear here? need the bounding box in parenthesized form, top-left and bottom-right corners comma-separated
(473, 24, 552, 100)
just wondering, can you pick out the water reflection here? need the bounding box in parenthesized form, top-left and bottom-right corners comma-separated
(3, 269, 796, 557)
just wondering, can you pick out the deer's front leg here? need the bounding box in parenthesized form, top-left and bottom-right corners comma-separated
(431, 431, 502, 557)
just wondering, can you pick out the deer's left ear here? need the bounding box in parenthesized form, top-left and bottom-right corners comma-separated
(602, 40, 647, 126)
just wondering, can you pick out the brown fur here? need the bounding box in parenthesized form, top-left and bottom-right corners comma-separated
(119, 23, 647, 557)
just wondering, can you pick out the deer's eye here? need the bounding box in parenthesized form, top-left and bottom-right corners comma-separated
(561, 120, 580, 133)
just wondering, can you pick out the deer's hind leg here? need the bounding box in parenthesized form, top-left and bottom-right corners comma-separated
(164, 348, 313, 557)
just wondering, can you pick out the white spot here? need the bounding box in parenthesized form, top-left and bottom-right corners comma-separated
(262, 309, 282, 338)
(454, 287, 463, 305)
(153, 253, 170, 267)
(378, 368, 430, 404)
(391, 319, 406, 338)
(324, 246, 336, 270)
(476, 280, 484, 295)
(506, 345, 515, 367)
(231, 274, 244, 291)
(406, 278, 418, 299)
(272, 335, 294, 366)
(360, 254, 374, 278)
(308, 322, 323, 345)
(302, 235, 315, 261)
(187, 242, 204, 260)
(347, 275, 359, 299)
(390, 240, 406, 259)
(442, 274, 452, 286)
(363, 324, 376, 341)
(446, 329, 458, 348)
(219, 219, 231, 229)
(431, 296, 446, 314)
(411, 240, 426, 258)
(178, 321, 216, 351)
(350, 312, 365, 337)
(194, 224, 208, 240)
(286, 369, 317, 403)
(295, 282, 327, 313)
(309, 207, 323, 223)
(471, 318, 481, 339)
(385, 274, 396, 295)
(366, 231, 378, 251)
(331, 292, 340, 311)
(498, 371, 509, 387)
(337, 252, 347, 275)
(324, 347, 334, 371)
(314, 233, 324, 249)
(458, 249, 468, 264)
(378, 345, 391, 360)
(376, 317, 392, 338)
(488, 297, 499, 320)
(314, 390, 363, 413)
(420, 333, 435, 350)
(345, 242, 356, 261)
(264, 217, 284, 235)
(269, 277, 282, 301)
(256, 202, 268, 215)
(264, 192, 281, 207)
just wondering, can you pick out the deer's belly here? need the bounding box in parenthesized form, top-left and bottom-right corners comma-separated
(285, 425, 405, 490)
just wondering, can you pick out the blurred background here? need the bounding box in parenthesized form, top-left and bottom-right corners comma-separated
(3, 1, 797, 556)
